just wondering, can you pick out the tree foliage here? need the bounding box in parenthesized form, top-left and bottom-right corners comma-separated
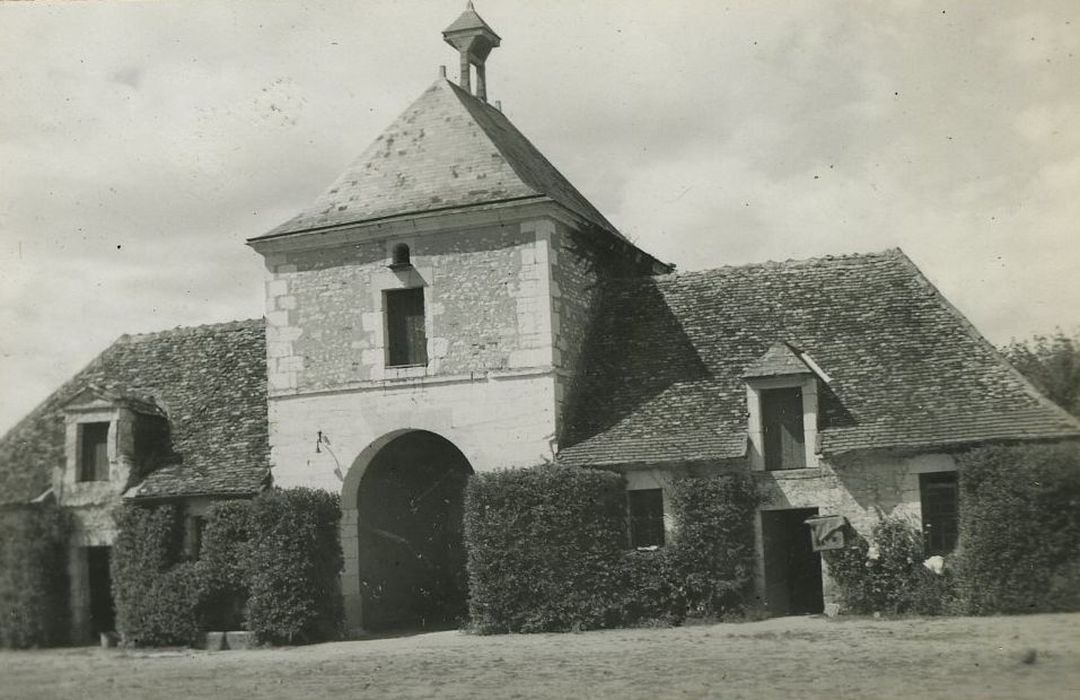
(1002, 329, 1080, 416)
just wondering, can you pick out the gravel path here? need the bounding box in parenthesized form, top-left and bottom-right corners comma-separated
(2, 613, 1079, 699)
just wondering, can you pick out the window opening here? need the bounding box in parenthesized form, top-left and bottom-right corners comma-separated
(78, 422, 110, 482)
(761, 387, 806, 470)
(385, 287, 428, 367)
(184, 516, 206, 560)
(628, 489, 665, 548)
(920, 472, 959, 555)
(389, 243, 412, 270)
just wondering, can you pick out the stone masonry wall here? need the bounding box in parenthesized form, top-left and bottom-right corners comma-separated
(751, 451, 958, 606)
(269, 372, 557, 489)
(548, 222, 652, 443)
(262, 221, 555, 395)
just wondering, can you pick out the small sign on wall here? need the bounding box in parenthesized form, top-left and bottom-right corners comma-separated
(804, 514, 847, 551)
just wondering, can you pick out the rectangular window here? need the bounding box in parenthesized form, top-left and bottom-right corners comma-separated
(761, 387, 806, 470)
(920, 471, 959, 555)
(78, 422, 110, 482)
(628, 489, 665, 548)
(385, 287, 428, 367)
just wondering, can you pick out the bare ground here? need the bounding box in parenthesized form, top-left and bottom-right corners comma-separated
(2, 613, 1079, 699)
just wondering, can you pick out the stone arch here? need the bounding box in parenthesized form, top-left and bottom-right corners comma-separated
(340, 429, 474, 633)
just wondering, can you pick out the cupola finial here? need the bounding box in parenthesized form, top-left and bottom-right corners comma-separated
(442, 1, 501, 101)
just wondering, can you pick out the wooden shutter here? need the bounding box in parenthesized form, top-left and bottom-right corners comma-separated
(762, 388, 806, 470)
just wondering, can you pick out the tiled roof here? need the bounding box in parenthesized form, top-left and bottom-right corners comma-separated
(0, 320, 269, 504)
(558, 249, 1080, 466)
(254, 78, 625, 242)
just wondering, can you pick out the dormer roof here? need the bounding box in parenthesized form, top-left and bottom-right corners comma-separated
(742, 342, 813, 379)
(61, 385, 166, 417)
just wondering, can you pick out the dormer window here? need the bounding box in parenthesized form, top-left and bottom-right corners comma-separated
(389, 243, 412, 270)
(78, 422, 110, 482)
(62, 387, 169, 493)
(743, 341, 829, 472)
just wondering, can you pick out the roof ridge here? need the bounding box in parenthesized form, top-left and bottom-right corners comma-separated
(118, 318, 264, 344)
(651, 247, 903, 281)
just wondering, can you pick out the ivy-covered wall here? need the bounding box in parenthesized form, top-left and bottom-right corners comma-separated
(0, 503, 70, 648)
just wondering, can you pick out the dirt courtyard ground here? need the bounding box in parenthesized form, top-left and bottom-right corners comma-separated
(2, 613, 1079, 699)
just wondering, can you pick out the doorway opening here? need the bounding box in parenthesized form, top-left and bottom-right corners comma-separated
(355, 430, 473, 631)
(86, 546, 115, 637)
(762, 507, 824, 615)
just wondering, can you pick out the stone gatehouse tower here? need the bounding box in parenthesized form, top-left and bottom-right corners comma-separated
(247, 4, 666, 631)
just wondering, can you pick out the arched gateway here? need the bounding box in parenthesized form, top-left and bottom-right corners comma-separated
(341, 430, 473, 631)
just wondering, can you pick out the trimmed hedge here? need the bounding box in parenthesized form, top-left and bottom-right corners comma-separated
(113, 488, 345, 647)
(464, 466, 761, 633)
(112, 504, 197, 646)
(954, 442, 1080, 614)
(246, 488, 344, 644)
(0, 503, 70, 648)
(666, 474, 761, 617)
(465, 465, 628, 633)
(195, 500, 253, 630)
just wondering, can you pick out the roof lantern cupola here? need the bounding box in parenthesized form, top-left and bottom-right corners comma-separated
(442, 1, 501, 102)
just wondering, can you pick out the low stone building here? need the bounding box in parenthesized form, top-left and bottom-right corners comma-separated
(0, 321, 268, 642)
(2, 3, 1078, 640)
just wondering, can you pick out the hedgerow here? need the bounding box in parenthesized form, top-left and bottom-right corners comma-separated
(112, 488, 344, 647)
(111, 504, 196, 646)
(0, 503, 70, 648)
(666, 474, 761, 617)
(953, 442, 1080, 614)
(195, 500, 253, 630)
(464, 466, 761, 633)
(465, 465, 628, 633)
(246, 488, 344, 644)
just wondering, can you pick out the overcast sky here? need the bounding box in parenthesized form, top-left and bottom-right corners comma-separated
(1, 0, 1077, 435)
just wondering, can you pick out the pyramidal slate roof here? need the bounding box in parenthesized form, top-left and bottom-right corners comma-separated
(0, 320, 269, 504)
(444, 2, 500, 37)
(255, 78, 623, 241)
(558, 249, 1080, 466)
